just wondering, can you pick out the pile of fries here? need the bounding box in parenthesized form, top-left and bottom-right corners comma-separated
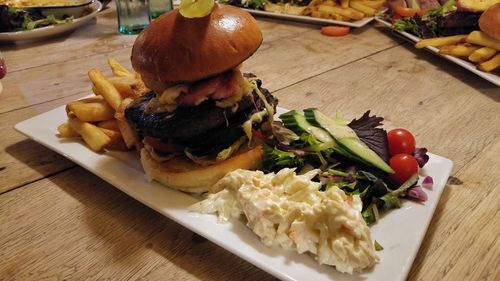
(302, 0, 385, 21)
(416, 31, 500, 73)
(57, 58, 148, 152)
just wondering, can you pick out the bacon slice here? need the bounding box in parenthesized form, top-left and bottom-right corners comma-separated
(176, 69, 242, 105)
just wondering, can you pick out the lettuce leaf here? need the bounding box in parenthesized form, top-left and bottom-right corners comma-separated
(348, 110, 390, 163)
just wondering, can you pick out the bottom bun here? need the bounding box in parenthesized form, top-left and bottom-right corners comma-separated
(140, 144, 264, 193)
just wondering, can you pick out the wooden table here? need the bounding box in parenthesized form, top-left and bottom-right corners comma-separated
(1, 4, 499, 281)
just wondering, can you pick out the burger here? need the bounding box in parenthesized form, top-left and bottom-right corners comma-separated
(479, 3, 500, 41)
(124, 4, 278, 193)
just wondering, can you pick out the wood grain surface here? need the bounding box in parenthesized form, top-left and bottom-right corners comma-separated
(0, 3, 499, 281)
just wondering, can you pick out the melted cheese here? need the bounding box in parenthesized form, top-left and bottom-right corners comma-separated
(241, 78, 275, 143)
(145, 84, 187, 113)
(215, 76, 252, 110)
(190, 168, 379, 274)
(242, 110, 266, 143)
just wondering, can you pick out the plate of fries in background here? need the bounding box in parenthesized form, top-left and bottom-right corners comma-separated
(222, 0, 386, 28)
(375, 18, 500, 87)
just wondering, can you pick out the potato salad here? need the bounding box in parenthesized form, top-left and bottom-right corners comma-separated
(190, 168, 379, 274)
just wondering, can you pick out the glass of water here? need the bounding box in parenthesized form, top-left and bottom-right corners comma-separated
(149, 0, 173, 20)
(115, 0, 150, 35)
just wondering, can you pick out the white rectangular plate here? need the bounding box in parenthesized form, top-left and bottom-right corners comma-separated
(243, 8, 375, 28)
(375, 17, 500, 87)
(15, 105, 453, 281)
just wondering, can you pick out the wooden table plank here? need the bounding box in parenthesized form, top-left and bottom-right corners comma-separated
(408, 138, 500, 281)
(0, 24, 401, 114)
(0, 97, 78, 194)
(0, 167, 277, 281)
(273, 44, 499, 171)
(1, 4, 499, 281)
(1, 5, 319, 73)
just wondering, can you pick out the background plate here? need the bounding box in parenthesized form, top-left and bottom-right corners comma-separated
(0, 1, 102, 43)
(375, 17, 500, 87)
(243, 8, 376, 28)
(15, 105, 453, 281)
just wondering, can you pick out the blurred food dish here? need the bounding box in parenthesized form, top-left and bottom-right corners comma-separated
(0, 0, 102, 42)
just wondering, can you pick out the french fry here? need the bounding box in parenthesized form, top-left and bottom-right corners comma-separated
(107, 57, 134, 77)
(65, 96, 104, 115)
(57, 123, 79, 138)
(466, 31, 500, 51)
(92, 84, 101, 96)
(88, 68, 122, 111)
(99, 127, 129, 151)
(97, 119, 120, 131)
(67, 100, 115, 122)
(439, 44, 480, 57)
(478, 53, 500, 72)
(340, 0, 349, 8)
(107, 76, 137, 98)
(352, 0, 384, 9)
(318, 5, 352, 19)
(323, 0, 336, 6)
(68, 118, 111, 152)
(468, 47, 497, 63)
(346, 7, 365, 20)
(349, 1, 376, 16)
(415, 35, 467, 49)
(311, 10, 324, 18)
(115, 98, 142, 149)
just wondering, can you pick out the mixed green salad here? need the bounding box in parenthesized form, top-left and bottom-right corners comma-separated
(256, 108, 433, 225)
(388, 0, 482, 39)
(0, 4, 74, 32)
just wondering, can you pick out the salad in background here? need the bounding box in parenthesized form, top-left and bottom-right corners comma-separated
(0, 5, 74, 31)
(385, 0, 499, 38)
(0, 0, 94, 32)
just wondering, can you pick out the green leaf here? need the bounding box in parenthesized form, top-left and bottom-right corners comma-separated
(374, 240, 384, 251)
(362, 203, 377, 225)
(393, 18, 421, 37)
(380, 192, 402, 210)
(262, 145, 304, 172)
(380, 173, 418, 211)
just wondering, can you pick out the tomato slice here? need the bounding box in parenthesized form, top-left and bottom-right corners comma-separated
(252, 129, 267, 141)
(394, 6, 424, 17)
(320, 26, 350, 37)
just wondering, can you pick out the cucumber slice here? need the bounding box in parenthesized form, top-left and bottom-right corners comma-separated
(304, 108, 394, 173)
(280, 110, 334, 143)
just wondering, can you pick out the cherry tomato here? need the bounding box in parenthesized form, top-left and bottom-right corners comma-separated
(387, 128, 416, 156)
(391, 13, 402, 22)
(389, 154, 419, 185)
(394, 6, 425, 17)
(320, 26, 350, 37)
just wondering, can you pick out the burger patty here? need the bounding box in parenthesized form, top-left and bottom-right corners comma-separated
(125, 79, 277, 151)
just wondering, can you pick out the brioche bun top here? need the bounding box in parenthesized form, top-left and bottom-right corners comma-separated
(131, 4, 262, 85)
(479, 3, 500, 41)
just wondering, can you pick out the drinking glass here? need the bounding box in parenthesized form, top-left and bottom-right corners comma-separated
(115, 0, 150, 35)
(149, 0, 173, 20)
